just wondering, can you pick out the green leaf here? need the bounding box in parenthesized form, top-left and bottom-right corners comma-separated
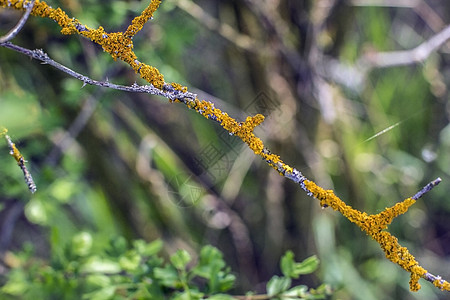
(85, 274, 112, 289)
(1, 270, 28, 296)
(71, 231, 93, 257)
(193, 246, 225, 279)
(82, 286, 116, 300)
(295, 255, 319, 275)
(133, 239, 163, 256)
(154, 266, 180, 288)
(281, 251, 296, 278)
(282, 285, 308, 298)
(308, 284, 332, 299)
(170, 249, 191, 270)
(108, 237, 128, 256)
(192, 246, 235, 293)
(119, 250, 141, 271)
(281, 251, 319, 279)
(80, 256, 121, 274)
(172, 290, 204, 300)
(266, 276, 291, 297)
(216, 272, 236, 292)
(281, 284, 330, 300)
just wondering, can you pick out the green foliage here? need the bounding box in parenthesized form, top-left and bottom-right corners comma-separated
(0, 236, 328, 299)
(281, 252, 319, 279)
(265, 252, 328, 300)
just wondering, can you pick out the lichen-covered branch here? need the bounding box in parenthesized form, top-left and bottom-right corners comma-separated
(304, 178, 448, 291)
(0, 0, 448, 292)
(0, 129, 37, 193)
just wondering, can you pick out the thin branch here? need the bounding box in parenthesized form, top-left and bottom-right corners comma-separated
(44, 95, 99, 166)
(412, 177, 441, 200)
(175, 0, 262, 53)
(407, 177, 448, 289)
(0, 42, 198, 103)
(3, 134, 37, 193)
(320, 24, 450, 90)
(363, 25, 450, 68)
(424, 272, 447, 290)
(350, 0, 420, 7)
(0, 0, 35, 43)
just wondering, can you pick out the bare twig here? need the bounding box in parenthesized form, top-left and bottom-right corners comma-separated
(414, 1, 447, 34)
(412, 177, 441, 200)
(44, 95, 99, 166)
(175, 0, 261, 53)
(363, 25, 450, 68)
(350, 0, 420, 7)
(319, 24, 450, 90)
(0, 0, 35, 43)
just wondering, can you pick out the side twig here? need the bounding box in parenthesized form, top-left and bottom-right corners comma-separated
(0, 0, 35, 43)
(412, 177, 441, 200)
(0, 42, 197, 103)
(175, 0, 261, 52)
(0, 130, 36, 194)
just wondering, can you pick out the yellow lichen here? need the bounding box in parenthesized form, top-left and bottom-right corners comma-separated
(9, 140, 23, 164)
(433, 278, 450, 290)
(124, 0, 161, 37)
(138, 64, 164, 89)
(283, 166, 294, 174)
(0, 127, 7, 137)
(171, 82, 188, 93)
(303, 179, 450, 291)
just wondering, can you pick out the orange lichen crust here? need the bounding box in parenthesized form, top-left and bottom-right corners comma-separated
(2, 0, 450, 292)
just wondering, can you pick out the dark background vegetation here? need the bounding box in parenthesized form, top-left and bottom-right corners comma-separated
(1, 0, 450, 298)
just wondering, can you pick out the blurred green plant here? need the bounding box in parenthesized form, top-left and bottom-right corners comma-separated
(0, 234, 330, 300)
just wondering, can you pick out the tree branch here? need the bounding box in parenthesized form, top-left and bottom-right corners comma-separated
(0, 42, 197, 103)
(1, 0, 449, 292)
(1, 132, 37, 193)
(350, 0, 420, 8)
(363, 25, 450, 68)
(412, 177, 441, 200)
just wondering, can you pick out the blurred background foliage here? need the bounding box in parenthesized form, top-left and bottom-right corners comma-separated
(0, 0, 450, 299)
